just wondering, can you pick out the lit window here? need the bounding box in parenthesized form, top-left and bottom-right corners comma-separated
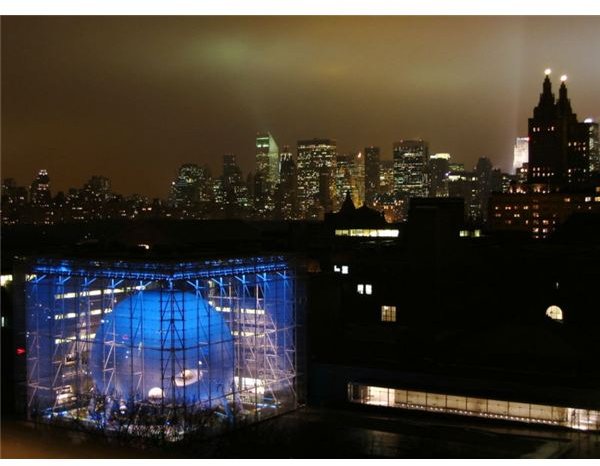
(333, 265, 341, 272)
(357, 283, 372, 295)
(341, 265, 349, 275)
(0, 275, 13, 287)
(381, 305, 396, 322)
(546, 305, 563, 322)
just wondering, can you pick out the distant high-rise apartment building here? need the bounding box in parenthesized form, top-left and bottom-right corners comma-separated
(334, 151, 363, 208)
(428, 153, 450, 197)
(352, 151, 365, 206)
(512, 137, 529, 174)
(1, 178, 28, 225)
(221, 154, 249, 211)
(297, 138, 337, 219)
(335, 153, 353, 207)
(393, 139, 429, 198)
(84, 176, 113, 202)
(364, 146, 380, 206)
(378, 160, 395, 196)
(474, 157, 495, 223)
(490, 71, 600, 239)
(585, 119, 600, 173)
(30, 169, 51, 206)
(528, 71, 591, 186)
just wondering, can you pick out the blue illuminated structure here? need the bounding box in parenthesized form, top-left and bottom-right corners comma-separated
(90, 290, 234, 406)
(24, 255, 301, 436)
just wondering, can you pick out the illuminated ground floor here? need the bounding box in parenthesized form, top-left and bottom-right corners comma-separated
(348, 383, 600, 431)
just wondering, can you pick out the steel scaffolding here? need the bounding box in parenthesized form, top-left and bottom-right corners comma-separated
(24, 255, 302, 438)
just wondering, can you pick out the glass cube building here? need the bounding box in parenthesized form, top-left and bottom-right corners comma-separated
(24, 255, 302, 438)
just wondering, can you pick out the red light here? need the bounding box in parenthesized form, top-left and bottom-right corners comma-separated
(16, 347, 26, 356)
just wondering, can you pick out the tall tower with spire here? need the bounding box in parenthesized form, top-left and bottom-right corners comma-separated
(528, 70, 591, 187)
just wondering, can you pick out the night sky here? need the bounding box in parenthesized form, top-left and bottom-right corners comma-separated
(2, 16, 599, 198)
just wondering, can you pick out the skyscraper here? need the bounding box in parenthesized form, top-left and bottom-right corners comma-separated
(393, 139, 429, 198)
(169, 164, 212, 208)
(474, 157, 495, 223)
(275, 148, 297, 220)
(585, 119, 600, 173)
(428, 153, 450, 197)
(256, 132, 279, 187)
(490, 71, 600, 239)
(378, 159, 395, 195)
(512, 137, 529, 174)
(352, 151, 365, 207)
(30, 169, 51, 206)
(528, 71, 591, 187)
(364, 146, 380, 206)
(297, 138, 337, 219)
(255, 132, 279, 212)
(221, 154, 250, 213)
(335, 153, 353, 207)
(84, 176, 113, 203)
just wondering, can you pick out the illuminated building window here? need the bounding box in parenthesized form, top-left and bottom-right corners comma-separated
(381, 305, 396, 322)
(357, 284, 372, 295)
(0, 275, 12, 287)
(334, 265, 349, 274)
(348, 383, 600, 431)
(335, 229, 399, 238)
(546, 305, 563, 322)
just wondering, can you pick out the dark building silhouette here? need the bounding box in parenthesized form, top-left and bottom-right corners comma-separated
(428, 153, 450, 197)
(528, 71, 591, 188)
(364, 146, 380, 206)
(275, 149, 298, 220)
(491, 71, 600, 238)
(29, 169, 51, 207)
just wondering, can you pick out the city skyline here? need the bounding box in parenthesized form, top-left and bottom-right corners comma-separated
(3, 16, 600, 198)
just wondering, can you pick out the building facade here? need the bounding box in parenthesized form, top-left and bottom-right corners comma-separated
(255, 132, 280, 213)
(297, 138, 337, 219)
(528, 72, 592, 187)
(364, 146, 381, 206)
(393, 139, 429, 199)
